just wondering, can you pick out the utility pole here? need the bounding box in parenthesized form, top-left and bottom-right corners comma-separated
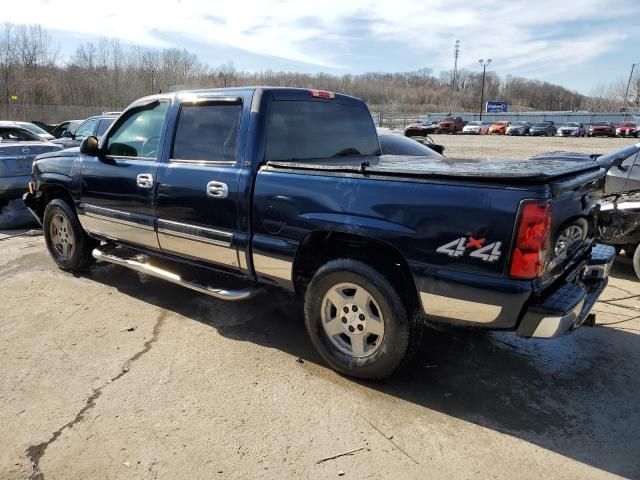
(452, 40, 460, 89)
(478, 59, 491, 120)
(624, 62, 639, 106)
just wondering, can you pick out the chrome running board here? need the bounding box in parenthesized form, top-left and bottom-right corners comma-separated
(92, 248, 259, 302)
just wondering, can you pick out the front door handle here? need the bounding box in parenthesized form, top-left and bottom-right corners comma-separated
(207, 181, 229, 199)
(137, 173, 154, 189)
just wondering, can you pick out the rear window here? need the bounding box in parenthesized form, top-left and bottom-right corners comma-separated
(265, 101, 379, 161)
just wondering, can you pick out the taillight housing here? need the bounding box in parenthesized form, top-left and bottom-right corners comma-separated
(308, 89, 335, 99)
(510, 200, 552, 279)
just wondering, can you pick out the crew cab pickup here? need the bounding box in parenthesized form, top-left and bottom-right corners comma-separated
(24, 87, 614, 379)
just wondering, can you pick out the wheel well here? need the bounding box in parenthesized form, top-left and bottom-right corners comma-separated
(293, 231, 420, 313)
(39, 185, 76, 217)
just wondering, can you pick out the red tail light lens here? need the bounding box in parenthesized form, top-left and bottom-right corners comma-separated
(510, 201, 551, 279)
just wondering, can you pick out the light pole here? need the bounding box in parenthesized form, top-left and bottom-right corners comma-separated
(624, 62, 640, 106)
(478, 58, 492, 120)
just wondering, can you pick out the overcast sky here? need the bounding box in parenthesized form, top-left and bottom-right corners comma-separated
(7, 0, 639, 94)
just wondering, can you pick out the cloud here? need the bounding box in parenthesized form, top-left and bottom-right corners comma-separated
(10, 0, 635, 77)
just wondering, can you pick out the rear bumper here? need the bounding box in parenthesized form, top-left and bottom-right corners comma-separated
(516, 244, 615, 338)
(0, 175, 31, 200)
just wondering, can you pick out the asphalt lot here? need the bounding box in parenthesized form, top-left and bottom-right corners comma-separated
(2, 135, 640, 479)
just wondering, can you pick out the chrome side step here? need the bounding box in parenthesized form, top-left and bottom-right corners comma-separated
(92, 248, 259, 302)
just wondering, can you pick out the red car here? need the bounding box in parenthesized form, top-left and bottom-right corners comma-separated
(588, 122, 616, 137)
(436, 116, 467, 134)
(616, 122, 639, 137)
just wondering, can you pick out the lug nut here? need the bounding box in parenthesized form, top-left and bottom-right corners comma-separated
(343, 306, 349, 313)
(341, 317, 347, 323)
(359, 314, 365, 321)
(357, 324, 364, 331)
(352, 305, 358, 312)
(348, 326, 355, 332)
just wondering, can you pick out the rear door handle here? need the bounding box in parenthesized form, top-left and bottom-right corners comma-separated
(136, 173, 154, 189)
(207, 181, 228, 199)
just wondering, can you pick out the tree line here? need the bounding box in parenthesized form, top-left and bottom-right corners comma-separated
(1, 22, 632, 120)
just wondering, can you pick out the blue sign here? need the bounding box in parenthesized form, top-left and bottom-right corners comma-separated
(486, 101, 508, 113)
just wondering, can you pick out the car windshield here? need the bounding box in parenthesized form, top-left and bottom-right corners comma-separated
(496, 121, 509, 125)
(0, 127, 41, 142)
(563, 123, 580, 127)
(378, 132, 442, 157)
(619, 123, 636, 127)
(512, 122, 527, 126)
(468, 121, 482, 126)
(593, 122, 610, 126)
(533, 123, 548, 127)
(20, 123, 50, 136)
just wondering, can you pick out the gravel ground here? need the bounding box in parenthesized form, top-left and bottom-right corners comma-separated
(426, 134, 639, 160)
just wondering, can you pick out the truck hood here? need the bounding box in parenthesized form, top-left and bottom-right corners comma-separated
(35, 146, 80, 160)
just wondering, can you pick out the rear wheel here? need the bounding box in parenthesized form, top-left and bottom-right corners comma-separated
(43, 199, 97, 271)
(633, 246, 640, 280)
(304, 259, 422, 380)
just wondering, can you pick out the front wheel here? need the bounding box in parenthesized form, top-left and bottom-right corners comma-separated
(304, 259, 422, 379)
(43, 198, 97, 271)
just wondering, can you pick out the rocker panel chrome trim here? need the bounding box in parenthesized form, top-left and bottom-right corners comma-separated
(420, 292, 503, 323)
(253, 253, 293, 282)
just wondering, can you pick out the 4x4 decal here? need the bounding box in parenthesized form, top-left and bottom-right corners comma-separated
(436, 236, 502, 262)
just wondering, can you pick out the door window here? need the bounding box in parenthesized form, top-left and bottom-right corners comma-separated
(106, 101, 168, 158)
(74, 119, 98, 138)
(171, 103, 241, 162)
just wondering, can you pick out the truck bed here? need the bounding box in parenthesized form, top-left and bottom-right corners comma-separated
(267, 155, 600, 183)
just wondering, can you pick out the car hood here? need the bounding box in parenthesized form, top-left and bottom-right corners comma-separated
(35, 146, 80, 160)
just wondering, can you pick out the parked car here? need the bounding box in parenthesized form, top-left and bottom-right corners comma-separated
(0, 121, 55, 141)
(462, 121, 490, 135)
(436, 116, 466, 134)
(403, 120, 438, 137)
(556, 122, 587, 137)
(25, 87, 614, 379)
(615, 122, 638, 138)
(52, 113, 119, 149)
(529, 122, 556, 136)
(505, 121, 531, 136)
(488, 120, 510, 135)
(588, 122, 616, 137)
(50, 120, 83, 139)
(378, 128, 444, 157)
(31, 120, 56, 134)
(0, 125, 62, 208)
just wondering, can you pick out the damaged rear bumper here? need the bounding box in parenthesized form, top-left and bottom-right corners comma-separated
(516, 244, 615, 338)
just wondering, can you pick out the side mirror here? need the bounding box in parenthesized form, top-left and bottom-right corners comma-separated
(80, 136, 100, 157)
(612, 157, 627, 170)
(62, 130, 74, 138)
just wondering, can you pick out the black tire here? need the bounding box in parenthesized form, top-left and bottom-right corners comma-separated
(633, 246, 640, 281)
(43, 198, 97, 271)
(304, 259, 422, 380)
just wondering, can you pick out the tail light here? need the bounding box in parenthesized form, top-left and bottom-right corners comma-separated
(308, 89, 335, 99)
(510, 200, 552, 279)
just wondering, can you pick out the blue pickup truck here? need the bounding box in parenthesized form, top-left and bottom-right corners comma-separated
(23, 87, 614, 379)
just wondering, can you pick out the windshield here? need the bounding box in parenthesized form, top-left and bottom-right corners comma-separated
(593, 122, 610, 126)
(533, 123, 548, 127)
(511, 122, 527, 126)
(468, 121, 482, 126)
(0, 127, 41, 142)
(378, 132, 442, 157)
(19, 123, 49, 136)
(563, 123, 580, 127)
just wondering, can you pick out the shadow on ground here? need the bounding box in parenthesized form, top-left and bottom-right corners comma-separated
(75, 259, 640, 479)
